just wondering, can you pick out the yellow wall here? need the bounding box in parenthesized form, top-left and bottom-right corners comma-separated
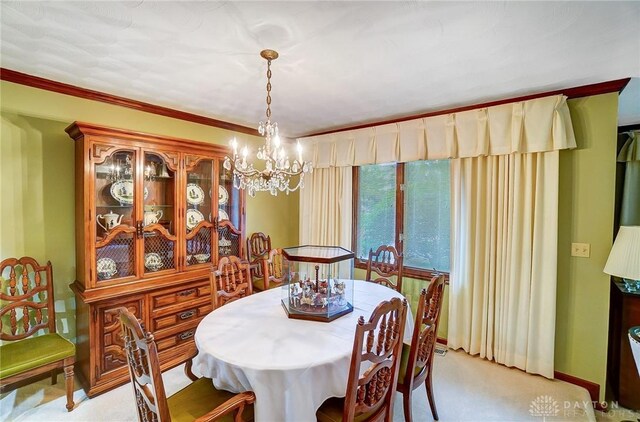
(0, 81, 299, 341)
(555, 93, 618, 400)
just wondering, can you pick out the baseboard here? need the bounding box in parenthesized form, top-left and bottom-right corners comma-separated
(435, 337, 604, 411)
(553, 371, 603, 410)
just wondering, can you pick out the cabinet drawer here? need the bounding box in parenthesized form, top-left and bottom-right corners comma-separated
(151, 302, 212, 332)
(151, 282, 210, 312)
(156, 322, 200, 352)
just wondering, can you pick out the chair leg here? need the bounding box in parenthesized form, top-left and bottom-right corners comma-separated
(426, 371, 438, 420)
(184, 359, 198, 382)
(51, 369, 57, 385)
(63, 364, 75, 412)
(403, 389, 413, 422)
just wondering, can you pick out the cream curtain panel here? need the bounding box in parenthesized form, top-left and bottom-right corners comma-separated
(298, 167, 353, 278)
(448, 152, 560, 378)
(298, 95, 576, 378)
(300, 95, 575, 167)
(618, 131, 640, 225)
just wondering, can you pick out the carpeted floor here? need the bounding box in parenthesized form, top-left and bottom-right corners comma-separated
(2, 348, 634, 421)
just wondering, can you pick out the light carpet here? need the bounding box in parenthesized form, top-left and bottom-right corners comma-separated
(1, 349, 623, 422)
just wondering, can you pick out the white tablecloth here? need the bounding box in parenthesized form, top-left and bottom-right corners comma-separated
(194, 280, 412, 422)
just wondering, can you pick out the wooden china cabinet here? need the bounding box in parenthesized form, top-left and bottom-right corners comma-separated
(66, 122, 245, 397)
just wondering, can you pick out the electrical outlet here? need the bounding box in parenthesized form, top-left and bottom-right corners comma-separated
(571, 242, 590, 258)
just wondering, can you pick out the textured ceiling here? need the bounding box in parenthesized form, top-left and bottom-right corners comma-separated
(1, 1, 639, 137)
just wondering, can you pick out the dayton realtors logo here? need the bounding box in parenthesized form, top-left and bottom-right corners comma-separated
(529, 395, 560, 419)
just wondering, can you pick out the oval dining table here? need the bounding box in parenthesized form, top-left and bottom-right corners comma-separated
(194, 279, 413, 422)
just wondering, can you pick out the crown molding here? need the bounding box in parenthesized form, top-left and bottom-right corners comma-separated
(0, 68, 259, 137)
(305, 78, 631, 137)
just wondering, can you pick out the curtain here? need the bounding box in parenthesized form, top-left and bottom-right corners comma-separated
(619, 131, 640, 225)
(448, 151, 559, 378)
(297, 94, 574, 378)
(300, 95, 575, 167)
(299, 167, 353, 278)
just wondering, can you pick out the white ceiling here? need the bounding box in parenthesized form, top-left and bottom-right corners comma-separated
(1, 1, 639, 137)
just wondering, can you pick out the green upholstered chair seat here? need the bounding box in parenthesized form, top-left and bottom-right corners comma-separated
(316, 397, 377, 422)
(252, 278, 266, 291)
(398, 343, 422, 382)
(0, 333, 75, 379)
(168, 377, 254, 422)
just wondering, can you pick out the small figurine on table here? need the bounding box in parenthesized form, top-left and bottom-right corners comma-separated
(290, 283, 301, 307)
(300, 283, 314, 307)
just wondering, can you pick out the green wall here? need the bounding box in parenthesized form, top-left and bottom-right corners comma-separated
(0, 81, 299, 342)
(555, 93, 618, 401)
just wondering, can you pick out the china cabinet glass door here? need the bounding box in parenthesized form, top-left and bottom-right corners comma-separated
(142, 152, 178, 275)
(218, 164, 241, 228)
(94, 150, 137, 283)
(217, 164, 242, 258)
(185, 158, 216, 267)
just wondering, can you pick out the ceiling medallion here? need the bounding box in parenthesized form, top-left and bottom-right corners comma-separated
(224, 49, 312, 197)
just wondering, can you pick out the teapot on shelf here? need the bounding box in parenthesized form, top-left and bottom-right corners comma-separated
(144, 209, 163, 226)
(97, 211, 123, 232)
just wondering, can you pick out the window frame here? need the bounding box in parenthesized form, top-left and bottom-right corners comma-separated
(352, 165, 450, 283)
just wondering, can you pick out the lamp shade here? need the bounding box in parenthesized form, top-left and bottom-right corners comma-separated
(604, 226, 640, 280)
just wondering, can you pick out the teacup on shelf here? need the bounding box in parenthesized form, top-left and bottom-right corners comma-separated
(194, 254, 210, 264)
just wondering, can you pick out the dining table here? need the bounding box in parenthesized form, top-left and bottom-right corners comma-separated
(194, 279, 413, 422)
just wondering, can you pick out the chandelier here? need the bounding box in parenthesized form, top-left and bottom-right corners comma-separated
(223, 49, 312, 197)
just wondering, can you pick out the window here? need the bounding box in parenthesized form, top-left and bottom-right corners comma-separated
(355, 163, 396, 259)
(354, 160, 450, 279)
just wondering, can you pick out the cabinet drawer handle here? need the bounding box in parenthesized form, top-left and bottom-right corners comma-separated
(179, 330, 195, 340)
(179, 309, 196, 320)
(177, 288, 196, 297)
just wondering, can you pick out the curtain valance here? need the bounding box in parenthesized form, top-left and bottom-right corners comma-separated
(618, 131, 639, 162)
(298, 94, 576, 168)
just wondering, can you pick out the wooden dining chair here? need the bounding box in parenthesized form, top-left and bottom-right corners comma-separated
(316, 297, 408, 422)
(256, 248, 285, 291)
(117, 307, 254, 422)
(396, 274, 446, 422)
(0, 257, 75, 412)
(365, 245, 404, 293)
(246, 232, 271, 284)
(210, 256, 253, 309)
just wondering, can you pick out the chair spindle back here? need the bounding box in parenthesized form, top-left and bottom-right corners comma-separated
(247, 232, 271, 280)
(118, 307, 170, 422)
(0, 257, 55, 341)
(365, 245, 404, 292)
(405, 275, 446, 386)
(261, 248, 285, 290)
(344, 297, 408, 421)
(211, 256, 253, 309)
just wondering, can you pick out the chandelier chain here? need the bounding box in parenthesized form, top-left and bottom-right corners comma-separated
(265, 60, 272, 119)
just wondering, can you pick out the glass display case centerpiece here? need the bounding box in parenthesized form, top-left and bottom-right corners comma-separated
(281, 245, 355, 322)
